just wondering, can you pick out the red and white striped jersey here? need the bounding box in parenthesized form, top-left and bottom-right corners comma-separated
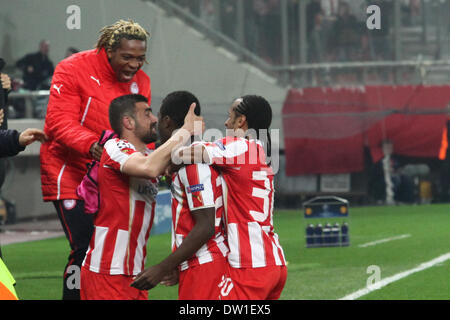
(171, 163, 229, 271)
(82, 138, 158, 276)
(202, 136, 286, 269)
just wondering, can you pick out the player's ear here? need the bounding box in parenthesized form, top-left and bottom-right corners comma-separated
(163, 116, 179, 134)
(160, 115, 171, 128)
(106, 47, 115, 60)
(122, 115, 135, 131)
(237, 114, 247, 129)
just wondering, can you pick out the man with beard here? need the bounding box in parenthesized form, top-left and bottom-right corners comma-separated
(175, 95, 287, 300)
(80, 94, 202, 300)
(40, 20, 152, 300)
(131, 91, 229, 300)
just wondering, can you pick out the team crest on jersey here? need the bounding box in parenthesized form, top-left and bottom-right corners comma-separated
(116, 139, 135, 155)
(63, 199, 76, 210)
(130, 82, 139, 94)
(187, 184, 204, 193)
(121, 148, 135, 155)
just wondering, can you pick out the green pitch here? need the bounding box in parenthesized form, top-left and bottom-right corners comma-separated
(2, 203, 450, 300)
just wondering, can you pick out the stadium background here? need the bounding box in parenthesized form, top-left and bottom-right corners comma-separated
(0, 0, 450, 300)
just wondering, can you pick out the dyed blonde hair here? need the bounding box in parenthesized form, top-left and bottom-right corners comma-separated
(96, 19, 150, 52)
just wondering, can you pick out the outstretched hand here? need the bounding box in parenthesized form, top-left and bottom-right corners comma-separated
(182, 103, 204, 136)
(130, 264, 168, 291)
(18, 128, 48, 147)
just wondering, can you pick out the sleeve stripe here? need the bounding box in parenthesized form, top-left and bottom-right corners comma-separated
(180, 164, 215, 210)
(204, 139, 248, 165)
(197, 165, 214, 207)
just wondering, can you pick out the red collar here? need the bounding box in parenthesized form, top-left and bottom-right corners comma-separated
(95, 48, 118, 82)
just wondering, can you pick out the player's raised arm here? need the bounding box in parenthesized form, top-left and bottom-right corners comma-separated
(174, 136, 249, 168)
(121, 103, 204, 178)
(174, 142, 210, 165)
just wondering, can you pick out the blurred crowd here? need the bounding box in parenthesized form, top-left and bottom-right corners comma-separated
(172, 0, 426, 65)
(1, 40, 79, 119)
(1, 0, 441, 120)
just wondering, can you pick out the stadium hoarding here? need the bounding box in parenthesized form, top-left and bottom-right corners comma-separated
(283, 85, 450, 176)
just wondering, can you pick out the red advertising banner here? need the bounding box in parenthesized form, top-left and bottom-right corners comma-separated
(283, 85, 450, 176)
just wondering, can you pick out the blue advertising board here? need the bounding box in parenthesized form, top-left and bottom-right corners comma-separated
(151, 190, 172, 235)
(303, 196, 349, 219)
(302, 196, 350, 247)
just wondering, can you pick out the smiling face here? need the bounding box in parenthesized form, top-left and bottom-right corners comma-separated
(225, 98, 246, 132)
(107, 38, 146, 82)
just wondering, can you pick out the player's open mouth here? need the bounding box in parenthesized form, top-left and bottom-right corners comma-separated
(122, 71, 135, 81)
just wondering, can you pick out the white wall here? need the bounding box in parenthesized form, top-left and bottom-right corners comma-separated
(1, 0, 286, 141)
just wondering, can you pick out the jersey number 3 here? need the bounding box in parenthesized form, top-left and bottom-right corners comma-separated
(250, 170, 273, 222)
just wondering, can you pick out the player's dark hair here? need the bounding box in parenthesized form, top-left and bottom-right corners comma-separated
(234, 94, 272, 160)
(109, 94, 148, 136)
(160, 91, 201, 128)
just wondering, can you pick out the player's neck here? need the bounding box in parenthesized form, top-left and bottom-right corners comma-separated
(121, 134, 147, 153)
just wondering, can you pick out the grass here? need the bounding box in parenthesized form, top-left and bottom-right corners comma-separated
(360, 259, 450, 300)
(2, 203, 450, 300)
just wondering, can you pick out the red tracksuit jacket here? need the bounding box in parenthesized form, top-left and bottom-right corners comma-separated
(40, 48, 151, 201)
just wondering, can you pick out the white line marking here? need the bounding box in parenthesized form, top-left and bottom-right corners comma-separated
(339, 252, 450, 300)
(358, 234, 411, 248)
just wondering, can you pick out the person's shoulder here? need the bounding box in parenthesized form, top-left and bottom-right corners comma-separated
(105, 137, 129, 148)
(17, 52, 36, 63)
(69, 49, 97, 64)
(105, 138, 136, 154)
(218, 136, 247, 146)
(56, 49, 96, 72)
(28, 51, 41, 59)
(135, 69, 150, 83)
(179, 163, 213, 184)
(132, 70, 151, 96)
